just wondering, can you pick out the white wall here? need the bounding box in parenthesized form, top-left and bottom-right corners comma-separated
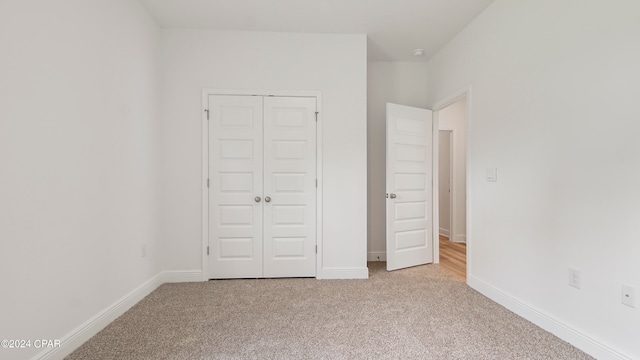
(367, 62, 429, 261)
(0, 0, 161, 358)
(438, 98, 467, 242)
(438, 131, 452, 236)
(159, 30, 368, 278)
(426, 0, 640, 358)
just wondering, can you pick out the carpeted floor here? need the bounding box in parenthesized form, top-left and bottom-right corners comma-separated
(66, 262, 592, 359)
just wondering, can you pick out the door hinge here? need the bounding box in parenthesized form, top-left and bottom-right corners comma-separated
(315, 179, 318, 188)
(207, 246, 209, 256)
(315, 245, 317, 254)
(204, 109, 209, 120)
(207, 178, 210, 188)
(315, 111, 319, 122)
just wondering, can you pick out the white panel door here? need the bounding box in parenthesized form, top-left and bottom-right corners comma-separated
(386, 103, 433, 271)
(263, 97, 316, 277)
(209, 95, 263, 279)
(208, 95, 316, 279)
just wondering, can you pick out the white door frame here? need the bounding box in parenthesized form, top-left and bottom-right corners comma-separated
(432, 86, 472, 277)
(201, 89, 323, 280)
(438, 130, 453, 239)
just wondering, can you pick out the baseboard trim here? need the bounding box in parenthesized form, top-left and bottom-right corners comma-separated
(439, 228, 450, 237)
(161, 270, 204, 283)
(468, 275, 633, 360)
(34, 273, 163, 360)
(367, 251, 386, 262)
(320, 267, 369, 279)
(453, 234, 466, 243)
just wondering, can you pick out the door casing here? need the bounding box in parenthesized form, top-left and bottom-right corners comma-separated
(432, 86, 472, 279)
(201, 89, 323, 280)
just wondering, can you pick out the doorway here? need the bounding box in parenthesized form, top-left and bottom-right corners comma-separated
(434, 92, 468, 280)
(438, 131, 452, 238)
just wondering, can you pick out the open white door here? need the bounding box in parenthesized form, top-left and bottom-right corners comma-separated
(386, 103, 433, 271)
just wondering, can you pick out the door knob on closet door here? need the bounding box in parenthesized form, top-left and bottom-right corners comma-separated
(390, 193, 397, 199)
(265, 196, 271, 203)
(254, 196, 261, 203)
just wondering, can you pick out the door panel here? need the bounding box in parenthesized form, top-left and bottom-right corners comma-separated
(209, 95, 263, 279)
(208, 95, 316, 279)
(386, 103, 433, 271)
(263, 97, 316, 277)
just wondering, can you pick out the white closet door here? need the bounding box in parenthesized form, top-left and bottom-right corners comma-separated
(263, 97, 317, 277)
(209, 95, 263, 279)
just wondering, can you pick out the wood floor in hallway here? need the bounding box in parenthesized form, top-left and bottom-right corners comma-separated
(439, 235, 466, 280)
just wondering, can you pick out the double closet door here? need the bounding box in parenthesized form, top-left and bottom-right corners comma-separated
(208, 95, 317, 279)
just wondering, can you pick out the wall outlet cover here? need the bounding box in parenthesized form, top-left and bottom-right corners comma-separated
(568, 268, 581, 289)
(487, 168, 498, 182)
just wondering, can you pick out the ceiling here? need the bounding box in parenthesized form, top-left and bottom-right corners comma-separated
(139, 0, 495, 62)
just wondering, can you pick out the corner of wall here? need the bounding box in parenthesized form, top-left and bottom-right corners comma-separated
(34, 274, 164, 360)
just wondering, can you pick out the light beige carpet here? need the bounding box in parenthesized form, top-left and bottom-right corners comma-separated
(66, 262, 592, 359)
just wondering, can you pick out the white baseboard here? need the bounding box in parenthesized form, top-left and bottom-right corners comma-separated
(453, 234, 466, 243)
(439, 228, 450, 237)
(161, 270, 203, 283)
(34, 271, 202, 360)
(34, 273, 163, 360)
(320, 267, 369, 279)
(468, 275, 634, 360)
(367, 251, 386, 262)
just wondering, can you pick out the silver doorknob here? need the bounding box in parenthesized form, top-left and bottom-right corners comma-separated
(390, 193, 397, 199)
(255, 196, 261, 203)
(265, 196, 271, 203)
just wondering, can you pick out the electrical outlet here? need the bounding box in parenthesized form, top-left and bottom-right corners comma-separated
(487, 168, 498, 182)
(568, 268, 581, 289)
(622, 285, 636, 308)
(142, 244, 147, 258)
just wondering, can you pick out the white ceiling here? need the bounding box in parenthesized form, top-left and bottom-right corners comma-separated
(139, 0, 495, 62)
